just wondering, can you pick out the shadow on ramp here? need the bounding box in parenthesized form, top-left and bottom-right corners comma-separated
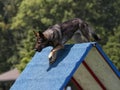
(47, 45, 74, 71)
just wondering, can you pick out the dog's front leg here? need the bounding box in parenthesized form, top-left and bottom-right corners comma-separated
(48, 45, 64, 64)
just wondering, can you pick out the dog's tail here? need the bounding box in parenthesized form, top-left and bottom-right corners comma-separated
(79, 21, 101, 42)
(91, 32, 101, 41)
(86, 24, 101, 41)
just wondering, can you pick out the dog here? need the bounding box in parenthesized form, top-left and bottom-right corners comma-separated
(33, 18, 101, 64)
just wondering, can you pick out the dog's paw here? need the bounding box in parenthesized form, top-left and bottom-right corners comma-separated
(48, 52, 53, 60)
(49, 56, 56, 64)
(48, 52, 57, 64)
(49, 59, 56, 65)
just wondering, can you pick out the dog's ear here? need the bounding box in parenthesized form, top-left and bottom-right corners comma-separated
(38, 31, 45, 38)
(33, 31, 44, 38)
(33, 30, 38, 37)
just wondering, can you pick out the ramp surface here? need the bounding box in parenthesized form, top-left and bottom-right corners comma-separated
(10, 42, 120, 90)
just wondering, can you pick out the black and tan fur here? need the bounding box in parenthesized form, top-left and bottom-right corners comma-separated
(33, 18, 101, 64)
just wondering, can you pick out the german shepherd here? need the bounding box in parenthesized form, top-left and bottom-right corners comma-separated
(33, 18, 101, 64)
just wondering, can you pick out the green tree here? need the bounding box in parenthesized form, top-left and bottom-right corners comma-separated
(0, 0, 22, 73)
(103, 26, 120, 70)
(0, 1, 13, 73)
(0, 0, 119, 72)
(11, 0, 76, 71)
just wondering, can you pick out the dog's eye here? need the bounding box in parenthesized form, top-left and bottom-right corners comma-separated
(38, 41, 41, 44)
(40, 39, 44, 42)
(37, 39, 44, 44)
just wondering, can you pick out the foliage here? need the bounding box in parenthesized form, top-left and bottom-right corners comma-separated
(0, 0, 120, 72)
(0, 30, 13, 73)
(16, 30, 35, 71)
(103, 26, 120, 70)
(11, 0, 76, 71)
(0, 0, 21, 73)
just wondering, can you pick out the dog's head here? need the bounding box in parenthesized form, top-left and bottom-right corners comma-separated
(33, 31, 47, 52)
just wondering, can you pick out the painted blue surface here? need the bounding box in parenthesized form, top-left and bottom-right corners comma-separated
(10, 43, 92, 90)
(10, 42, 120, 90)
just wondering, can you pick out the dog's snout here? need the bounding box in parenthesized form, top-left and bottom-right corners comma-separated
(34, 48, 42, 52)
(34, 48, 38, 51)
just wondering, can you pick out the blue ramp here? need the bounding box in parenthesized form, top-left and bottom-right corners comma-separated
(10, 43, 92, 90)
(10, 43, 120, 90)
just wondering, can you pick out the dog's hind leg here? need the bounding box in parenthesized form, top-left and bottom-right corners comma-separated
(48, 44, 64, 64)
(79, 22, 92, 42)
(72, 30, 86, 43)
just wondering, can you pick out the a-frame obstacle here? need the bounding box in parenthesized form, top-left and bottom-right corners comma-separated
(10, 42, 120, 90)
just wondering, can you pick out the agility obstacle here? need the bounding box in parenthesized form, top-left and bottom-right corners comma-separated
(10, 42, 120, 90)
